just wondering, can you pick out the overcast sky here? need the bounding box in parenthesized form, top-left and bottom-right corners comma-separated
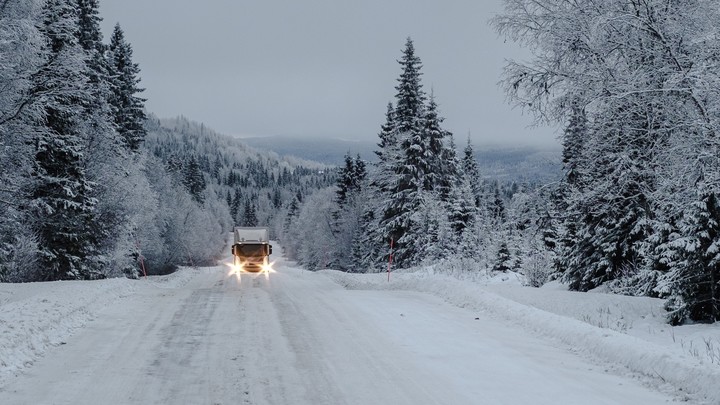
(99, 0, 558, 148)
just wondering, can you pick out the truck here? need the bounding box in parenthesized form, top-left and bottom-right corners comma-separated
(231, 227, 273, 272)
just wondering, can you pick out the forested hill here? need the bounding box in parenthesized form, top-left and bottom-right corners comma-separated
(145, 115, 336, 233)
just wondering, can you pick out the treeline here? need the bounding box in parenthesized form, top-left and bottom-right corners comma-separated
(282, 38, 556, 286)
(0, 0, 332, 281)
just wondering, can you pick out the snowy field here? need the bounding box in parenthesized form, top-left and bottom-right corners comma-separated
(0, 249, 718, 404)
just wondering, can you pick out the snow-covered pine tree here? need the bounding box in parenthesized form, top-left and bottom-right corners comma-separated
(375, 102, 397, 166)
(75, 0, 115, 150)
(564, 103, 655, 291)
(377, 37, 428, 267)
(462, 135, 483, 208)
(183, 156, 206, 203)
(107, 23, 146, 151)
(553, 103, 587, 283)
(75, 0, 147, 277)
(448, 169, 477, 242)
(30, 0, 99, 280)
(393, 37, 425, 136)
(242, 199, 258, 227)
(493, 242, 512, 273)
(662, 188, 720, 324)
(352, 154, 366, 192)
(491, 187, 506, 223)
(230, 188, 242, 221)
(421, 91, 450, 196)
(335, 152, 356, 209)
(284, 197, 299, 234)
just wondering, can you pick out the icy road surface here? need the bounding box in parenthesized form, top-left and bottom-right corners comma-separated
(2, 257, 678, 404)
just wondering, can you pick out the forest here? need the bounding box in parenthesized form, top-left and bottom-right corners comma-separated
(2, 0, 719, 325)
(0, 0, 332, 281)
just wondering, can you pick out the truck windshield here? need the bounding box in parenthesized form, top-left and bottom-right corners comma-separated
(237, 244, 266, 257)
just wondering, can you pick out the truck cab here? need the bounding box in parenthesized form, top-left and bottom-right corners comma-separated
(232, 227, 273, 273)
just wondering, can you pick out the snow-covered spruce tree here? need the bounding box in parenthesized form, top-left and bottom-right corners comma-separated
(74, 0, 148, 278)
(493, 242, 512, 273)
(377, 39, 457, 268)
(107, 23, 146, 151)
(242, 199, 258, 227)
(552, 103, 587, 281)
(661, 189, 720, 324)
(376, 37, 428, 268)
(230, 188, 242, 221)
(183, 156, 206, 204)
(422, 91, 453, 198)
(393, 38, 425, 136)
(335, 152, 357, 211)
(29, 0, 100, 280)
(462, 135, 484, 209)
(448, 168, 477, 247)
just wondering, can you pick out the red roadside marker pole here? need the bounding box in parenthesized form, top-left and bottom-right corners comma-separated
(136, 240, 147, 278)
(387, 238, 394, 282)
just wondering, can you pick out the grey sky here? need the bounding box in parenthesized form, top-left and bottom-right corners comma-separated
(99, 0, 557, 147)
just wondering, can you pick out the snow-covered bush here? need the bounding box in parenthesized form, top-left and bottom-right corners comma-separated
(523, 250, 553, 288)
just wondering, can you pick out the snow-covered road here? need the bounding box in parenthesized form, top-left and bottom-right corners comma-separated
(1, 255, 680, 404)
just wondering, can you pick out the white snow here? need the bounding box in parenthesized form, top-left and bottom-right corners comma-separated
(0, 267, 199, 384)
(0, 249, 718, 404)
(321, 268, 720, 404)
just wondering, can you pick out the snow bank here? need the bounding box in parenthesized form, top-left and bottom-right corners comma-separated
(0, 266, 199, 385)
(320, 270, 720, 404)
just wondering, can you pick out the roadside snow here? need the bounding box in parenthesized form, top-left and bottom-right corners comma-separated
(0, 267, 200, 385)
(320, 269, 720, 404)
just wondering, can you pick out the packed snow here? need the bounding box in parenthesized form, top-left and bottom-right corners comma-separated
(0, 249, 718, 404)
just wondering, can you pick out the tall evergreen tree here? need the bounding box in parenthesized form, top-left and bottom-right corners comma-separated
(30, 0, 99, 280)
(352, 154, 366, 191)
(448, 172, 477, 239)
(242, 199, 258, 227)
(230, 188, 242, 221)
(335, 152, 356, 209)
(394, 37, 425, 136)
(183, 156, 206, 203)
(375, 38, 456, 267)
(663, 190, 720, 324)
(107, 23, 146, 151)
(375, 102, 397, 163)
(462, 135, 483, 208)
(422, 91, 454, 197)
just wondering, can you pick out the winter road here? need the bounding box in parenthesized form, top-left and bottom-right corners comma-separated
(1, 254, 678, 404)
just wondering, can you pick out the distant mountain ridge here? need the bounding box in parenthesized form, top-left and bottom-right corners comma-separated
(238, 135, 375, 166)
(240, 135, 562, 184)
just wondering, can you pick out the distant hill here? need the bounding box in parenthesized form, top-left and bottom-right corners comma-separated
(239, 136, 376, 166)
(240, 135, 562, 184)
(474, 147, 562, 184)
